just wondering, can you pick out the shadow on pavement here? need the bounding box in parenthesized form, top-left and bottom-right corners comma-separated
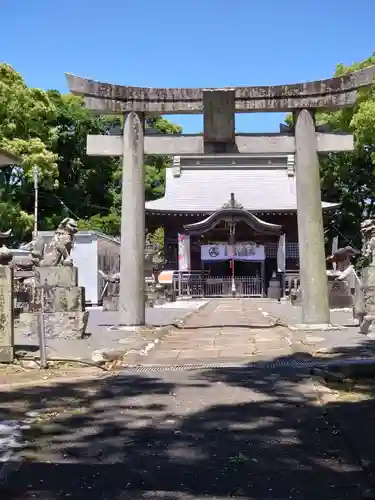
(2, 338, 375, 499)
(323, 337, 375, 359)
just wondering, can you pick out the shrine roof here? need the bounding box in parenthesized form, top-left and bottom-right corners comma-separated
(145, 155, 338, 213)
(0, 149, 19, 167)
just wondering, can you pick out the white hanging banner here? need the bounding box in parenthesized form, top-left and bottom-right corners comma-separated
(331, 236, 339, 255)
(178, 233, 191, 271)
(331, 236, 339, 271)
(277, 234, 286, 272)
(201, 243, 265, 261)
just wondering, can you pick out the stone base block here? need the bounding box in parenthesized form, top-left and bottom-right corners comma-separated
(0, 345, 14, 363)
(35, 266, 78, 287)
(362, 265, 375, 283)
(32, 286, 85, 313)
(294, 289, 302, 304)
(362, 265, 375, 316)
(294, 281, 354, 310)
(15, 311, 89, 340)
(290, 323, 345, 331)
(103, 296, 119, 311)
(267, 285, 281, 300)
(102, 294, 151, 311)
(328, 280, 353, 309)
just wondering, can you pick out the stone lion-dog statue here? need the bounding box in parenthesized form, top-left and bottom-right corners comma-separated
(39, 217, 78, 267)
(361, 219, 375, 266)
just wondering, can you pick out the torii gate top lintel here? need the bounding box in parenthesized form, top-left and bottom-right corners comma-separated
(66, 66, 375, 114)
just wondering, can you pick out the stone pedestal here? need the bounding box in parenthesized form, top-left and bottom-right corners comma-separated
(103, 295, 119, 312)
(15, 266, 88, 340)
(293, 279, 354, 311)
(354, 270, 365, 320)
(360, 265, 375, 334)
(103, 284, 163, 312)
(267, 273, 281, 300)
(0, 266, 14, 362)
(35, 266, 78, 287)
(327, 279, 354, 309)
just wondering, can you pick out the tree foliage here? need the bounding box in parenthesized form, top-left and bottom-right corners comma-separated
(3, 58, 375, 252)
(319, 53, 375, 250)
(0, 63, 180, 243)
(285, 54, 375, 250)
(0, 63, 58, 239)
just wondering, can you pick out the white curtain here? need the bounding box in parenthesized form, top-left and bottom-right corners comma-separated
(277, 234, 286, 272)
(178, 234, 191, 271)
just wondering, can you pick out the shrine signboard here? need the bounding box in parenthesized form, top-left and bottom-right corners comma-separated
(201, 243, 265, 261)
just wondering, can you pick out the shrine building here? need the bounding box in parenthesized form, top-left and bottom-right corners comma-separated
(145, 153, 338, 297)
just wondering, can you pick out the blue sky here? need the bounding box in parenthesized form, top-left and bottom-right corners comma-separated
(1, 0, 374, 133)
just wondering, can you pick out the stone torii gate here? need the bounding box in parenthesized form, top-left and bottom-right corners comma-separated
(67, 67, 375, 327)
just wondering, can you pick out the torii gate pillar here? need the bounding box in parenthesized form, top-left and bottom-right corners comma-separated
(119, 113, 145, 325)
(295, 110, 329, 325)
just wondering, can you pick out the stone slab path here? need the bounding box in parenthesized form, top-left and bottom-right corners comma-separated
(129, 299, 295, 365)
(127, 299, 375, 366)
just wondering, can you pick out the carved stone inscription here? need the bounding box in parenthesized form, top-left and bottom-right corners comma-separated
(35, 266, 78, 287)
(0, 266, 14, 362)
(328, 280, 353, 309)
(31, 286, 85, 313)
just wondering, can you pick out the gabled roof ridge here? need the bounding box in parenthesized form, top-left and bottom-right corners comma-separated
(146, 166, 337, 213)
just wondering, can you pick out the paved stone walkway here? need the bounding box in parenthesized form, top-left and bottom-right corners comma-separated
(126, 299, 375, 366)
(130, 299, 295, 365)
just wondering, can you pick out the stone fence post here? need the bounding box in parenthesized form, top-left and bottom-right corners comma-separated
(0, 265, 14, 362)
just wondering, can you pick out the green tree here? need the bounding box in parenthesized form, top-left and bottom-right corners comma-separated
(31, 92, 120, 232)
(285, 54, 375, 250)
(0, 63, 58, 240)
(0, 63, 181, 241)
(144, 116, 182, 201)
(78, 210, 121, 235)
(89, 115, 181, 236)
(319, 54, 375, 250)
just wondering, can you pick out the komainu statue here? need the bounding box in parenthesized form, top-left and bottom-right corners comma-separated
(337, 264, 365, 328)
(336, 219, 375, 334)
(39, 218, 78, 267)
(0, 229, 13, 265)
(361, 219, 375, 265)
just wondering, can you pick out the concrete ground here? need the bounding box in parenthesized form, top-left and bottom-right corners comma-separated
(2, 298, 375, 499)
(14, 300, 209, 362)
(2, 369, 374, 499)
(256, 299, 355, 327)
(256, 299, 375, 359)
